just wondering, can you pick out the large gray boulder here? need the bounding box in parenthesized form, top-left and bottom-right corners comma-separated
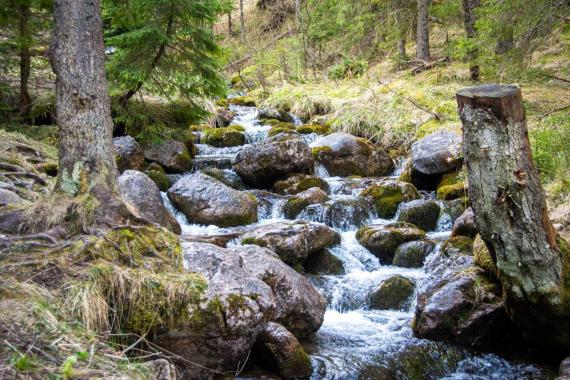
(233, 134, 314, 188)
(310, 132, 393, 177)
(142, 139, 192, 173)
(118, 170, 181, 234)
(356, 222, 426, 264)
(241, 220, 340, 266)
(410, 131, 462, 188)
(236, 245, 327, 338)
(397, 199, 441, 232)
(155, 242, 275, 378)
(113, 136, 144, 172)
(167, 173, 257, 227)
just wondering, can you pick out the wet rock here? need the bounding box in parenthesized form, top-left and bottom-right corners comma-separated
(392, 239, 436, 268)
(300, 197, 372, 230)
(161, 242, 274, 378)
(303, 249, 345, 275)
(247, 190, 288, 219)
(142, 139, 192, 173)
(473, 234, 497, 275)
(233, 134, 314, 188)
(211, 108, 236, 128)
(254, 322, 313, 380)
(202, 126, 245, 147)
(240, 220, 340, 267)
(360, 180, 420, 219)
(441, 236, 474, 257)
(310, 132, 393, 177)
(410, 131, 462, 189)
(113, 136, 144, 172)
(145, 162, 170, 191)
(441, 198, 470, 224)
(118, 170, 181, 234)
(258, 108, 294, 123)
(202, 167, 246, 190)
(356, 222, 426, 264)
(369, 275, 415, 310)
(296, 124, 330, 135)
(451, 207, 478, 238)
(283, 187, 329, 219)
(268, 124, 296, 137)
(0, 188, 24, 207)
(273, 174, 330, 195)
(167, 173, 257, 227)
(397, 200, 441, 232)
(236, 245, 326, 337)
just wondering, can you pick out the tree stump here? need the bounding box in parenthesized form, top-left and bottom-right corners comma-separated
(457, 84, 570, 354)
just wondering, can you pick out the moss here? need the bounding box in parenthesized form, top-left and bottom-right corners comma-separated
(437, 171, 467, 200)
(473, 234, 497, 275)
(361, 183, 419, 219)
(228, 96, 257, 106)
(283, 197, 309, 219)
(174, 148, 192, 171)
(260, 118, 282, 126)
(202, 127, 245, 147)
(279, 345, 312, 378)
(217, 211, 257, 227)
(296, 124, 330, 135)
(241, 237, 268, 247)
(228, 124, 245, 132)
(215, 99, 229, 108)
(267, 123, 295, 137)
(145, 163, 170, 191)
(441, 236, 474, 256)
(311, 145, 333, 160)
(273, 175, 329, 195)
(189, 124, 210, 132)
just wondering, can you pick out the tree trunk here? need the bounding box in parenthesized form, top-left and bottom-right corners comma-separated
(240, 0, 245, 42)
(416, 0, 430, 62)
(50, 0, 133, 228)
(228, 12, 232, 35)
(398, 39, 407, 59)
(462, 0, 480, 81)
(395, 9, 407, 59)
(17, 2, 32, 118)
(457, 84, 570, 353)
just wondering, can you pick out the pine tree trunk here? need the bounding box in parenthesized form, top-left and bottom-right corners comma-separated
(18, 2, 32, 118)
(416, 0, 430, 62)
(398, 39, 406, 59)
(50, 0, 133, 227)
(462, 0, 480, 81)
(457, 84, 570, 353)
(240, 0, 245, 42)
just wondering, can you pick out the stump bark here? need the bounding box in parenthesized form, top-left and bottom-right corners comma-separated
(457, 84, 570, 354)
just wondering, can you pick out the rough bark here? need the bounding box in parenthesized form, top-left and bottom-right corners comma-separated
(50, 0, 134, 227)
(17, 2, 32, 118)
(416, 0, 430, 62)
(457, 84, 570, 354)
(462, 0, 480, 81)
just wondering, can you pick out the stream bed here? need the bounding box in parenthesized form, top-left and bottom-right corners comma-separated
(163, 103, 551, 379)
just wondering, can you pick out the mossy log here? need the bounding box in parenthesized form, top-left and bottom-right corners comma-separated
(457, 84, 570, 354)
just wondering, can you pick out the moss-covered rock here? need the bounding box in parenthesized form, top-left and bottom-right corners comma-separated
(202, 126, 246, 147)
(273, 174, 330, 195)
(215, 98, 229, 108)
(441, 236, 474, 256)
(267, 122, 296, 137)
(360, 180, 420, 219)
(437, 171, 467, 200)
(473, 234, 497, 275)
(296, 124, 330, 135)
(228, 95, 257, 106)
(145, 162, 170, 191)
(202, 167, 246, 190)
(397, 199, 441, 232)
(258, 108, 293, 123)
(356, 222, 426, 264)
(369, 275, 415, 310)
(392, 239, 436, 268)
(303, 249, 345, 275)
(142, 139, 192, 173)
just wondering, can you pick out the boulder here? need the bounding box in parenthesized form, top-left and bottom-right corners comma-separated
(300, 197, 372, 230)
(441, 198, 469, 225)
(240, 220, 340, 267)
(113, 136, 144, 172)
(159, 242, 274, 378)
(0, 188, 24, 207)
(303, 249, 345, 275)
(229, 95, 257, 106)
(118, 170, 181, 234)
(273, 174, 330, 195)
(145, 162, 170, 191)
(360, 180, 420, 219)
(237, 245, 326, 337)
(397, 200, 441, 232)
(233, 134, 314, 188)
(167, 173, 257, 227)
(441, 236, 474, 257)
(202, 167, 246, 190)
(258, 108, 294, 123)
(283, 187, 329, 219)
(410, 131, 462, 189)
(296, 124, 330, 135)
(392, 239, 436, 268)
(369, 275, 415, 310)
(356, 222, 426, 264)
(210, 108, 236, 128)
(202, 126, 245, 147)
(142, 139, 192, 173)
(451, 207, 478, 238)
(267, 124, 296, 138)
(254, 322, 313, 380)
(310, 132, 393, 177)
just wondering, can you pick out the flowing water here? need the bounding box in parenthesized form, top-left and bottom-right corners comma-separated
(163, 104, 550, 379)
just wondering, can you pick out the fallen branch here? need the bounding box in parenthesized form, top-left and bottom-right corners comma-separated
(411, 56, 450, 75)
(538, 104, 570, 120)
(541, 73, 570, 84)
